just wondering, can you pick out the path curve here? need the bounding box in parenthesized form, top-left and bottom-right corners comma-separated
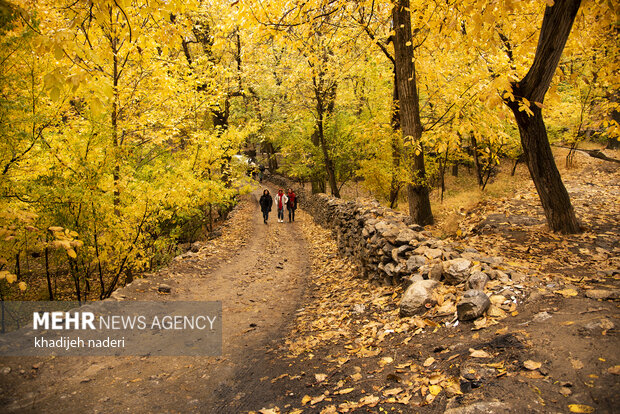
(0, 186, 311, 413)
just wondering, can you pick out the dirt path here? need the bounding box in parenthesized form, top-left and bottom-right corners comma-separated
(0, 186, 311, 413)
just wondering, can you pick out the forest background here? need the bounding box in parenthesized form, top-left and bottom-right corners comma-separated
(0, 0, 617, 301)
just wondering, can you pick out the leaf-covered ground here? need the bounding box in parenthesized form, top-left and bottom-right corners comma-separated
(246, 152, 619, 414)
(0, 152, 617, 413)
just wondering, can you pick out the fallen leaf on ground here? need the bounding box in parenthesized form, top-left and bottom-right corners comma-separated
(469, 349, 491, 358)
(608, 365, 620, 375)
(555, 288, 578, 297)
(258, 408, 280, 414)
(383, 387, 403, 396)
(423, 357, 436, 366)
(336, 387, 354, 394)
(429, 384, 442, 395)
(570, 358, 584, 370)
(310, 395, 326, 405)
(315, 373, 327, 382)
(523, 360, 542, 370)
(358, 395, 379, 407)
(271, 374, 288, 383)
(568, 403, 595, 413)
(379, 356, 393, 366)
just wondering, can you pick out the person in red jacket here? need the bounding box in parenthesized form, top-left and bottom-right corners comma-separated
(274, 189, 288, 223)
(287, 188, 297, 222)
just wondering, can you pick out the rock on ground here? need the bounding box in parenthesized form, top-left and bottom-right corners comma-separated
(400, 280, 439, 317)
(457, 290, 490, 321)
(443, 258, 472, 285)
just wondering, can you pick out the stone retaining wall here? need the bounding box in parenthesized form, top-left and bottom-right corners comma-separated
(267, 174, 525, 320)
(268, 174, 517, 283)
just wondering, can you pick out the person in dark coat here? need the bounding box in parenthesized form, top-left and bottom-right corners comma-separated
(287, 188, 297, 222)
(259, 189, 273, 224)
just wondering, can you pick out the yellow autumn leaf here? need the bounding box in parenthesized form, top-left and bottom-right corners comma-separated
(67, 248, 77, 259)
(5, 273, 17, 284)
(423, 357, 435, 367)
(383, 387, 403, 396)
(555, 288, 578, 297)
(358, 395, 379, 406)
(54, 45, 64, 60)
(336, 387, 354, 395)
(429, 385, 442, 395)
(568, 404, 594, 413)
(310, 395, 325, 405)
(18, 281, 27, 291)
(379, 356, 393, 366)
(350, 372, 362, 381)
(301, 395, 311, 405)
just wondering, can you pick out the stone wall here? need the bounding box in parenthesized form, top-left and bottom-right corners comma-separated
(268, 174, 516, 282)
(267, 174, 525, 320)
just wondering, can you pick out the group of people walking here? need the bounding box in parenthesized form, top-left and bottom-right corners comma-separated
(259, 188, 297, 224)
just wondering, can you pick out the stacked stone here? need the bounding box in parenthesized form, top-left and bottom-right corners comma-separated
(267, 174, 522, 322)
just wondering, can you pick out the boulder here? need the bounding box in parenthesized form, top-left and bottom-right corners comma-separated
(400, 280, 439, 316)
(457, 290, 490, 321)
(406, 255, 427, 272)
(429, 263, 444, 281)
(374, 220, 390, 234)
(403, 273, 424, 288)
(424, 248, 443, 259)
(392, 248, 400, 262)
(466, 271, 489, 291)
(395, 228, 418, 245)
(490, 269, 511, 283)
(443, 258, 472, 285)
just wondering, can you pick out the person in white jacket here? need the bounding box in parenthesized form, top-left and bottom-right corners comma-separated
(274, 189, 288, 223)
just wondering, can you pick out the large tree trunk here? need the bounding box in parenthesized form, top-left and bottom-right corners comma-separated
(505, 0, 581, 233)
(392, 0, 433, 225)
(389, 70, 401, 209)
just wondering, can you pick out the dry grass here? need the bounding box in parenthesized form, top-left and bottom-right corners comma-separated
(427, 162, 531, 237)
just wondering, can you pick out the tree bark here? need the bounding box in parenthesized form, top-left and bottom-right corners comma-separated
(471, 134, 483, 186)
(312, 73, 340, 197)
(392, 0, 433, 225)
(389, 70, 401, 208)
(505, 0, 581, 233)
